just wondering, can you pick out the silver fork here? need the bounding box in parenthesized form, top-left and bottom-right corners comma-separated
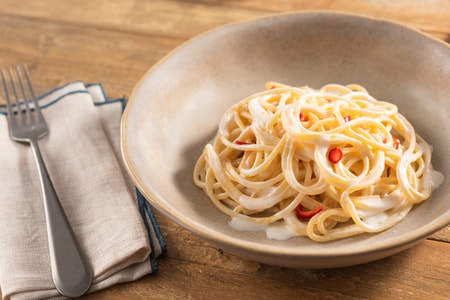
(1, 65, 92, 297)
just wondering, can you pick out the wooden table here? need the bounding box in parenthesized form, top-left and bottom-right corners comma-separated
(0, 1, 449, 299)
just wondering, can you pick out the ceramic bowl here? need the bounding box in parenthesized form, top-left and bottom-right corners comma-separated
(121, 11, 450, 268)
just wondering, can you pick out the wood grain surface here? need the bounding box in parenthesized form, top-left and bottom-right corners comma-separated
(0, 1, 449, 299)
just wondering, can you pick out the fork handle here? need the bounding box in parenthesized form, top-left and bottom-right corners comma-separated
(30, 139, 93, 298)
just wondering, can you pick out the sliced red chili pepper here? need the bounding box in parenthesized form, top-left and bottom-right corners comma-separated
(328, 147, 342, 164)
(299, 112, 309, 122)
(296, 204, 323, 219)
(343, 115, 351, 122)
(392, 135, 400, 150)
(383, 134, 400, 149)
(235, 140, 252, 145)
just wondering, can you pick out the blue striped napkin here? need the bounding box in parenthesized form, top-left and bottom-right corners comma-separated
(0, 81, 166, 299)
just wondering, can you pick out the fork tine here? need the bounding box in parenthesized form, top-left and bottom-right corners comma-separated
(1, 68, 14, 118)
(1, 69, 15, 127)
(6, 66, 30, 126)
(15, 65, 36, 125)
(22, 64, 45, 124)
(23, 65, 37, 100)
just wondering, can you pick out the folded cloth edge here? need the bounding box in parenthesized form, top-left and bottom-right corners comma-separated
(87, 82, 168, 268)
(86, 82, 168, 268)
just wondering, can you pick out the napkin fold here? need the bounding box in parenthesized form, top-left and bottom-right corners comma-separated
(0, 81, 166, 299)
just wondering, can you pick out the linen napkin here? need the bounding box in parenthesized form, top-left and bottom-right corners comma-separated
(0, 81, 166, 299)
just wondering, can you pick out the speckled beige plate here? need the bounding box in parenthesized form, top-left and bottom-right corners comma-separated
(121, 11, 450, 268)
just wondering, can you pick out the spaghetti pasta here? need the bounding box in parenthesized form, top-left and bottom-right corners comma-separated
(193, 83, 444, 242)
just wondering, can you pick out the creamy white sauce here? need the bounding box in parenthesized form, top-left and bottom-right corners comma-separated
(266, 222, 299, 240)
(229, 217, 298, 241)
(362, 213, 390, 228)
(229, 217, 266, 232)
(355, 191, 402, 218)
(428, 169, 445, 190)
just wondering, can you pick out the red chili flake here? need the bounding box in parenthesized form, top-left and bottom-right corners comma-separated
(299, 112, 309, 122)
(235, 140, 252, 145)
(382, 134, 400, 149)
(328, 147, 342, 164)
(343, 115, 351, 122)
(296, 204, 323, 219)
(392, 135, 400, 150)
